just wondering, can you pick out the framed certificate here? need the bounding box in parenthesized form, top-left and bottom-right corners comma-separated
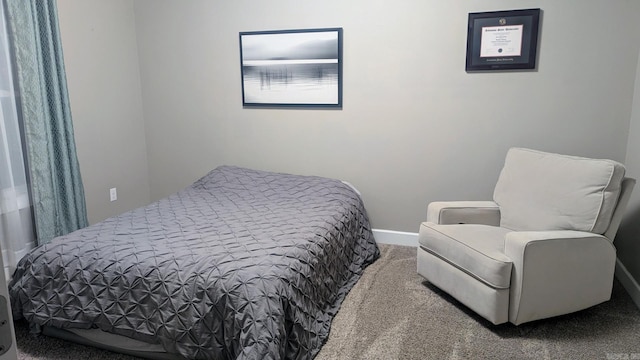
(465, 9, 541, 71)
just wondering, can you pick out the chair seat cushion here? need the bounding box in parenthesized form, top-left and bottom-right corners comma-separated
(418, 222, 513, 289)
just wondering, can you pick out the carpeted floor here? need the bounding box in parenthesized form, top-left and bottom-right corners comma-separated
(14, 244, 640, 359)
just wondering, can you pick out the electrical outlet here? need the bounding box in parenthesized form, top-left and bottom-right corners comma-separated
(109, 188, 117, 202)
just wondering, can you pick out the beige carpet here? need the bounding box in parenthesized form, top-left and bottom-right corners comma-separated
(15, 244, 640, 359)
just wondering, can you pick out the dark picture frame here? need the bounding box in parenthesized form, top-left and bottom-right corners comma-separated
(465, 9, 541, 72)
(239, 28, 343, 108)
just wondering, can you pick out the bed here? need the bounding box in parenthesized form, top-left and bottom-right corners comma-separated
(9, 165, 379, 359)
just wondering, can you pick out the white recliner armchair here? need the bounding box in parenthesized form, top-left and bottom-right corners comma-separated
(417, 147, 636, 325)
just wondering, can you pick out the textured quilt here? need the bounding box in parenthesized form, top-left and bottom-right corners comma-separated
(9, 166, 379, 359)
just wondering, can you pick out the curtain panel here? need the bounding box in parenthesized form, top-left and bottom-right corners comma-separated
(5, 0, 87, 245)
(1, 0, 36, 280)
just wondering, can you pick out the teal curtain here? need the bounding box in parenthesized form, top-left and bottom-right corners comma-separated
(5, 0, 88, 244)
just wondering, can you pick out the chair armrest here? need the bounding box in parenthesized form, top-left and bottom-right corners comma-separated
(426, 201, 500, 225)
(504, 230, 616, 325)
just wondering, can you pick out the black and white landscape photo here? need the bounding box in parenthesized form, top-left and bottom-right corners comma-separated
(240, 28, 342, 107)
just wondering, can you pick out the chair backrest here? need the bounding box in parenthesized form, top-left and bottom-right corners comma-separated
(493, 147, 627, 234)
(604, 177, 636, 240)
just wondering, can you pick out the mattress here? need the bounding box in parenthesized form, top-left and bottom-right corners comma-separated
(9, 165, 379, 359)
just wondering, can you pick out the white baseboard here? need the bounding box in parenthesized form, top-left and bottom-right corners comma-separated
(615, 259, 640, 310)
(372, 229, 418, 247)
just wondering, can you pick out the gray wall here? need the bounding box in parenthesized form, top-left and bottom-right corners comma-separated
(617, 47, 640, 290)
(57, 0, 150, 224)
(58, 0, 640, 304)
(132, 0, 640, 232)
(56, 1, 640, 284)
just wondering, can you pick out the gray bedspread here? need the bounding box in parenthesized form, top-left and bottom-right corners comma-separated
(9, 166, 379, 359)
